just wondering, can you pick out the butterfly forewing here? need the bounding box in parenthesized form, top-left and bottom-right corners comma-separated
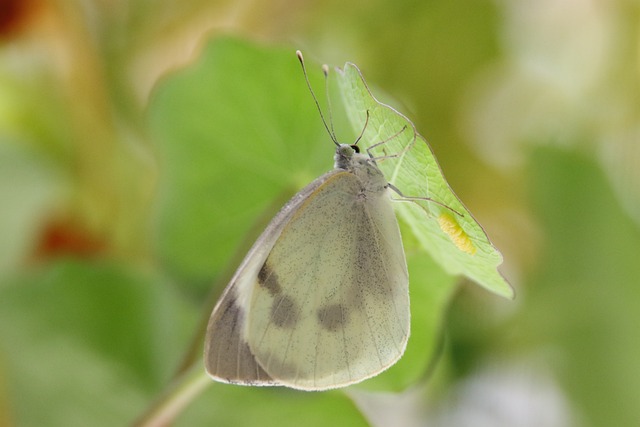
(204, 172, 341, 386)
(246, 171, 409, 390)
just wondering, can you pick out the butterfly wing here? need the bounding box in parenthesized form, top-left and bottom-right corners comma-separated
(246, 170, 409, 390)
(204, 170, 345, 386)
(204, 169, 409, 391)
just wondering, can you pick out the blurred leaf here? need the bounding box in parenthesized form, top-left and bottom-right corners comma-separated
(149, 38, 333, 286)
(523, 147, 640, 427)
(178, 382, 368, 427)
(0, 142, 64, 277)
(337, 63, 513, 299)
(0, 260, 194, 426)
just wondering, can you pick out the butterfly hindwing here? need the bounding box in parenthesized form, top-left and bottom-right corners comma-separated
(204, 286, 274, 385)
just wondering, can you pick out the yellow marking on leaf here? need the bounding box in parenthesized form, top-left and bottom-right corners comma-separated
(438, 213, 477, 255)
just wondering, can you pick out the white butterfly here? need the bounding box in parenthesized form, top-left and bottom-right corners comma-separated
(204, 51, 410, 391)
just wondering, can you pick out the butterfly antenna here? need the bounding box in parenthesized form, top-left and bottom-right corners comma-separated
(296, 50, 339, 147)
(354, 110, 370, 146)
(322, 64, 338, 141)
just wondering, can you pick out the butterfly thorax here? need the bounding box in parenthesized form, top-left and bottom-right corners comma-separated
(334, 144, 387, 194)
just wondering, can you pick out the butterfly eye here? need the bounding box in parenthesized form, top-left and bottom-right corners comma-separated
(350, 144, 360, 153)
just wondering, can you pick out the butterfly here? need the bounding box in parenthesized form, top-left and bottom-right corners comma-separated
(203, 51, 410, 391)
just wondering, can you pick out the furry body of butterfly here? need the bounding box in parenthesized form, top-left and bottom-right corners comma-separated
(204, 143, 410, 391)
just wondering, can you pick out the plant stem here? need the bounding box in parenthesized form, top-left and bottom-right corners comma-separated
(132, 364, 211, 427)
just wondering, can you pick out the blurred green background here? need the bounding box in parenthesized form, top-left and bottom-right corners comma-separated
(1, 0, 639, 426)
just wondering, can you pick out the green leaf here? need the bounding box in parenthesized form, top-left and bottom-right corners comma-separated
(522, 147, 640, 426)
(178, 382, 368, 427)
(336, 63, 513, 299)
(149, 38, 333, 286)
(0, 260, 194, 426)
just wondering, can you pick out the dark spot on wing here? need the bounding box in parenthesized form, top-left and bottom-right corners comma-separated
(258, 262, 282, 295)
(270, 294, 299, 328)
(317, 304, 349, 332)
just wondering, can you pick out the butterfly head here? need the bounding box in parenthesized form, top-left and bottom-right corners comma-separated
(334, 143, 385, 191)
(334, 143, 361, 170)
